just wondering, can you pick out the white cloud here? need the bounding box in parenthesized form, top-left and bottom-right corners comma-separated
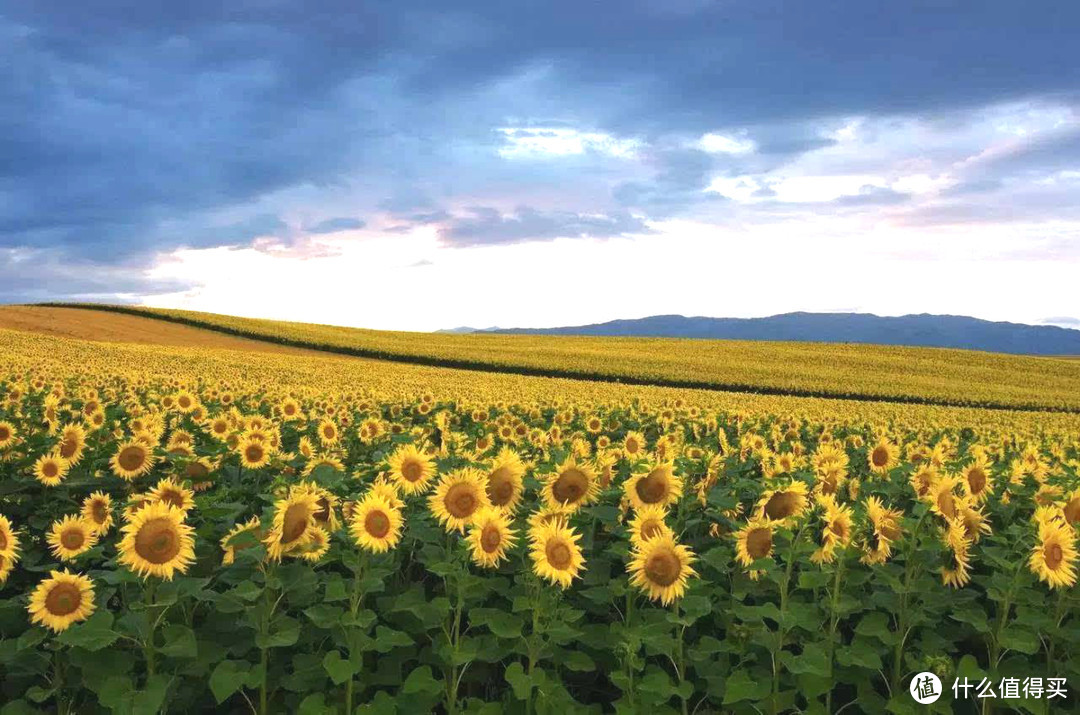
(496, 127, 641, 159)
(698, 132, 756, 154)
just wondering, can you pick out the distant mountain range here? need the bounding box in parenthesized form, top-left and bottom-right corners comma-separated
(445, 313, 1080, 355)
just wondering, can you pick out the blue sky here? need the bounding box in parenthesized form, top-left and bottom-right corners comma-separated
(2, 1, 1079, 330)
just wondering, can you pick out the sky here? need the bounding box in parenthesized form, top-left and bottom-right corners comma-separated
(2, 1, 1079, 332)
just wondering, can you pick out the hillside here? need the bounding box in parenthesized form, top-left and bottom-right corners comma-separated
(486, 312, 1080, 356)
(27, 303, 1080, 412)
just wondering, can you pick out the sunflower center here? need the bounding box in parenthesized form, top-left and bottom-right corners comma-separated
(160, 489, 184, 509)
(644, 550, 681, 587)
(829, 519, 848, 540)
(135, 518, 181, 564)
(545, 541, 573, 570)
(118, 446, 146, 472)
(487, 468, 515, 505)
(871, 446, 889, 467)
(480, 525, 503, 553)
(42, 461, 59, 478)
(552, 468, 588, 504)
(626, 438, 639, 453)
(763, 492, 799, 520)
(967, 468, 987, 494)
(61, 527, 85, 550)
(186, 462, 209, 480)
(282, 504, 310, 544)
(1046, 543, 1064, 569)
(1064, 498, 1080, 526)
(45, 583, 83, 616)
(635, 468, 669, 504)
(401, 459, 424, 483)
(245, 444, 264, 463)
(445, 483, 478, 519)
(937, 491, 957, 520)
(641, 519, 665, 541)
(880, 517, 902, 542)
(0, 531, 6, 550)
(0, 426, 10, 441)
(60, 437, 79, 459)
(364, 510, 391, 539)
(746, 528, 772, 560)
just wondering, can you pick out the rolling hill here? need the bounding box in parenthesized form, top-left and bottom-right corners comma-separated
(485, 313, 1080, 356)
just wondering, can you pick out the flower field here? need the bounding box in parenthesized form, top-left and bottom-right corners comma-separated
(1, 322, 1079, 714)
(37, 303, 1080, 412)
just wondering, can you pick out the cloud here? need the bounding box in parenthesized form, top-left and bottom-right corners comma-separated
(307, 217, 366, 234)
(439, 206, 652, 247)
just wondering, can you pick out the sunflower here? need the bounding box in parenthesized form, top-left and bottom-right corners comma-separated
(628, 533, 697, 605)
(308, 486, 341, 532)
(940, 518, 972, 588)
(293, 526, 330, 562)
(111, 441, 156, 480)
(960, 456, 994, 504)
(27, 570, 96, 632)
(755, 480, 810, 525)
(0, 552, 15, 584)
(317, 419, 340, 446)
(387, 444, 437, 495)
(466, 507, 517, 568)
(350, 495, 403, 553)
(265, 489, 320, 560)
(368, 477, 405, 510)
(57, 423, 88, 464)
(927, 474, 965, 521)
(184, 457, 217, 492)
(118, 501, 196, 580)
(908, 465, 938, 499)
(0, 514, 21, 562)
(624, 462, 683, 511)
(429, 468, 491, 533)
(811, 498, 854, 565)
(485, 448, 526, 512)
(958, 505, 993, 544)
(530, 522, 584, 588)
(47, 515, 99, 562)
(734, 516, 774, 568)
(1030, 518, 1078, 589)
(527, 506, 571, 535)
(221, 517, 264, 565)
(866, 437, 899, 475)
(542, 456, 598, 512)
(622, 431, 646, 459)
(239, 437, 271, 469)
(1062, 488, 1080, 527)
(148, 478, 196, 512)
(628, 504, 673, 548)
(33, 454, 70, 487)
(861, 496, 903, 565)
(0, 421, 16, 450)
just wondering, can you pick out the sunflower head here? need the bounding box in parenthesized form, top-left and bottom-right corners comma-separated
(221, 517, 264, 565)
(628, 533, 697, 605)
(1030, 518, 1078, 589)
(34, 454, 70, 487)
(735, 516, 774, 568)
(529, 522, 584, 589)
(118, 501, 196, 580)
(628, 505, 673, 548)
(428, 468, 491, 533)
(467, 507, 517, 568)
(756, 480, 810, 525)
(542, 456, 598, 512)
(625, 462, 683, 510)
(28, 570, 96, 632)
(387, 443, 436, 495)
(148, 478, 196, 512)
(111, 441, 156, 480)
(485, 448, 526, 512)
(265, 489, 320, 560)
(350, 495, 404, 553)
(47, 515, 98, 562)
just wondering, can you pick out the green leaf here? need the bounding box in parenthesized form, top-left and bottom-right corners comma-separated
(322, 651, 359, 685)
(999, 626, 1040, 655)
(209, 659, 251, 704)
(781, 644, 830, 678)
(854, 612, 896, 644)
(57, 611, 119, 651)
(562, 650, 596, 672)
(373, 625, 414, 653)
(16, 627, 48, 650)
(255, 615, 300, 648)
(304, 604, 345, 629)
(722, 669, 769, 705)
(402, 665, 443, 696)
(469, 608, 524, 639)
(504, 662, 533, 700)
(158, 624, 198, 658)
(297, 693, 330, 715)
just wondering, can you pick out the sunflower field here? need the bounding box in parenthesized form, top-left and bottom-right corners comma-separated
(1, 324, 1079, 714)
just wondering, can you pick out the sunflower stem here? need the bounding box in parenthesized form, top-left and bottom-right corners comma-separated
(771, 521, 807, 715)
(673, 599, 688, 715)
(824, 553, 847, 714)
(144, 578, 157, 678)
(345, 552, 367, 715)
(890, 510, 929, 694)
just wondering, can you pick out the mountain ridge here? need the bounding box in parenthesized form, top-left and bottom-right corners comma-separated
(473, 312, 1080, 355)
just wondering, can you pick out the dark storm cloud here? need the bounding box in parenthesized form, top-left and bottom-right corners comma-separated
(2, 0, 1079, 293)
(440, 207, 652, 247)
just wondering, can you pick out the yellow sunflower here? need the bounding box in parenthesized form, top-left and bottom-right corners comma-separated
(960, 456, 994, 504)
(622, 431, 646, 459)
(867, 438, 899, 475)
(111, 441, 156, 480)
(387, 443, 437, 495)
(239, 437, 271, 469)
(628, 504, 673, 548)
(148, 478, 196, 512)
(527, 506, 571, 535)
(57, 423, 88, 464)
(628, 533, 697, 605)
(485, 448, 526, 512)
(47, 515, 99, 562)
(624, 462, 683, 511)
(0, 421, 16, 450)
(78, 492, 112, 537)
(1030, 518, 1078, 589)
(1062, 488, 1080, 527)
(940, 518, 972, 588)
(265, 489, 320, 560)
(27, 570, 96, 632)
(927, 474, 965, 521)
(33, 454, 70, 487)
(541, 456, 598, 513)
(811, 497, 854, 565)
(466, 507, 517, 568)
(118, 501, 196, 580)
(350, 495, 403, 553)
(317, 419, 340, 446)
(1, 514, 21, 561)
(293, 526, 330, 562)
(861, 496, 903, 565)
(221, 517, 264, 565)
(530, 522, 584, 589)
(755, 480, 810, 525)
(428, 468, 491, 533)
(734, 516, 774, 568)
